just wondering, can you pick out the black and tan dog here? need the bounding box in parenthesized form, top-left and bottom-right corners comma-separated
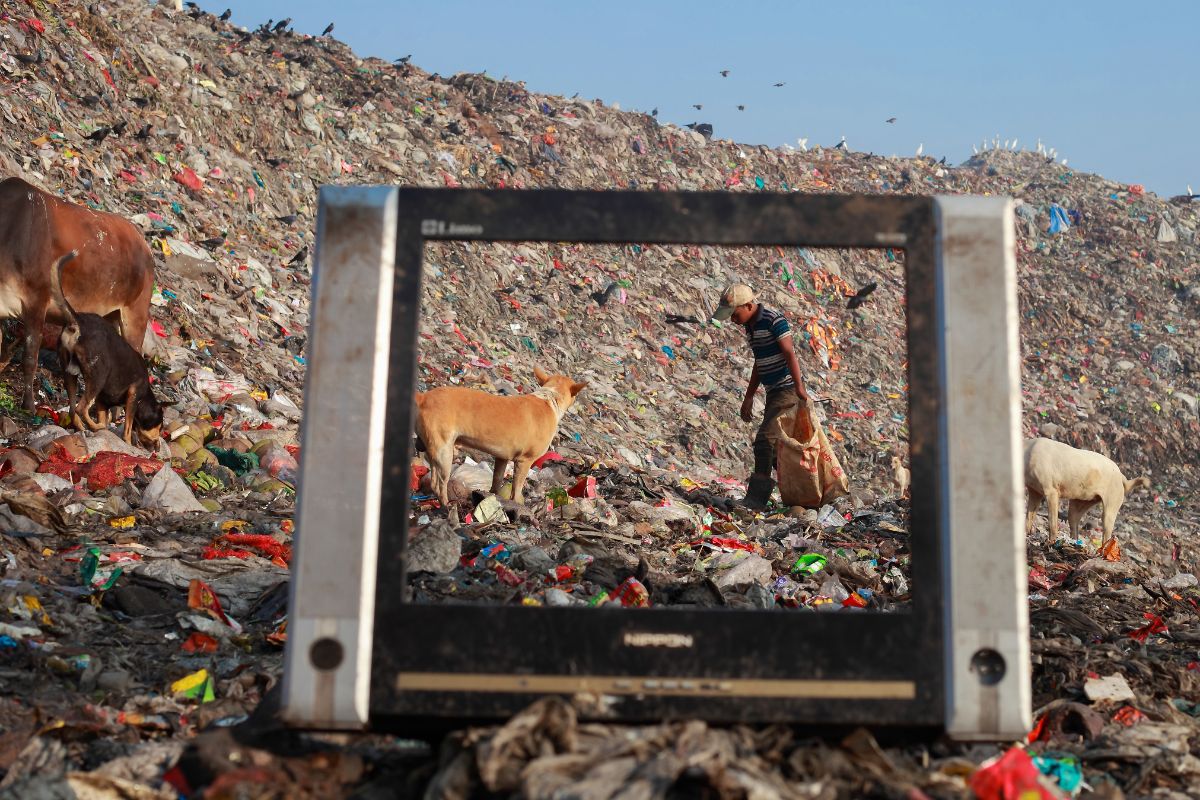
(52, 251, 163, 448)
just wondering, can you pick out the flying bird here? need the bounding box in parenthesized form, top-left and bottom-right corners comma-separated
(886, 117, 896, 123)
(719, 70, 730, 77)
(846, 282, 878, 310)
(773, 82, 785, 87)
(322, 22, 334, 36)
(736, 105, 745, 111)
(219, 8, 231, 21)
(692, 103, 702, 110)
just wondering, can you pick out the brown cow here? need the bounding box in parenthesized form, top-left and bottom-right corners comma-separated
(0, 176, 155, 410)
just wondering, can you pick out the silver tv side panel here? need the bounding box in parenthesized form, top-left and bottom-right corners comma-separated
(281, 187, 398, 728)
(935, 196, 1031, 740)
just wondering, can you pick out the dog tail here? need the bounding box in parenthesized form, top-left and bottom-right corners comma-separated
(1125, 475, 1151, 494)
(51, 250, 80, 323)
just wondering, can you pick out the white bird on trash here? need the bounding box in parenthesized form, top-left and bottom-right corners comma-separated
(972, 144, 979, 155)
(915, 143, 923, 157)
(797, 137, 808, 151)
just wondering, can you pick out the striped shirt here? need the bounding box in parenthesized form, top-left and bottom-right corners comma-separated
(744, 306, 795, 391)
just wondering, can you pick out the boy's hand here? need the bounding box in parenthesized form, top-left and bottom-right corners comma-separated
(740, 396, 754, 422)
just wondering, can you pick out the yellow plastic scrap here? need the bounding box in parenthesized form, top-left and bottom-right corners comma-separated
(24, 596, 52, 627)
(109, 515, 136, 530)
(171, 668, 216, 702)
(220, 519, 249, 532)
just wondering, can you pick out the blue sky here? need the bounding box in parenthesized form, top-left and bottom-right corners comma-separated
(214, 1, 1196, 199)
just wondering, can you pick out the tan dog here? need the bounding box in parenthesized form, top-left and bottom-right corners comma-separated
(891, 456, 910, 499)
(1024, 437, 1150, 546)
(415, 366, 587, 509)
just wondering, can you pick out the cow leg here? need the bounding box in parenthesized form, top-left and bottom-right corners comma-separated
(0, 327, 15, 373)
(119, 303, 150, 355)
(18, 308, 47, 412)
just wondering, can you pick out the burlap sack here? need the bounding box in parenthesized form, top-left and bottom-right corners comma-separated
(775, 402, 850, 508)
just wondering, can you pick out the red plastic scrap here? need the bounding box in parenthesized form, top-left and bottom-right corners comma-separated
(203, 533, 290, 568)
(172, 168, 203, 193)
(1112, 706, 1146, 726)
(532, 452, 562, 469)
(410, 464, 429, 491)
(969, 746, 1063, 800)
(187, 579, 234, 627)
(181, 632, 219, 654)
(37, 448, 161, 489)
(567, 475, 597, 498)
(85, 452, 163, 491)
(1129, 613, 1168, 643)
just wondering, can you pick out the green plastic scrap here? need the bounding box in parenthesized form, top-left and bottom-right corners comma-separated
(792, 553, 827, 575)
(1032, 752, 1083, 795)
(80, 546, 101, 587)
(206, 446, 260, 476)
(187, 470, 222, 492)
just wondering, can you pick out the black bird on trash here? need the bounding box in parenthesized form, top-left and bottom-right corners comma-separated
(846, 282, 878, 310)
(650, 107, 658, 117)
(85, 126, 111, 143)
(219, 8, 231, 21)
(591, 281, 620, 306)
(197, 234, 226, 250)
(111, 120, 128, 136)
(395, 54, 412, 64)
(322, 22, 334, 36)
(287, 246, 309, 266)
(134, 123, 152, 140)
(275, 214, 298, 225)
(273, 18, 291, 33)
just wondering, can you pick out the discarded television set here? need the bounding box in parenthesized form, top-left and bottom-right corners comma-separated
(280, 187, 1030, 740)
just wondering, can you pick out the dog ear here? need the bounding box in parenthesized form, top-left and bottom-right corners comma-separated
(570, 380, 588, 396)
(533, 366, 551, 384)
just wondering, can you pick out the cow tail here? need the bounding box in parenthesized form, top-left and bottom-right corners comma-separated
(52, 251, 80, 323)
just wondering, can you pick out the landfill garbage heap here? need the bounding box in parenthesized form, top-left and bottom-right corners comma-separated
(0, 0, 1198, 797)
